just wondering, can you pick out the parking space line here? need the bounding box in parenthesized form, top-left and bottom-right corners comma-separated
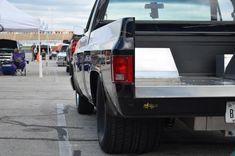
(57, 103, 73, 156)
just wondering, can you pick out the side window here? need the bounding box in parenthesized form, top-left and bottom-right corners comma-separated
(85, 0, 98, 33)
(90, 0, 109, 31)
(218, 0, 235, 21)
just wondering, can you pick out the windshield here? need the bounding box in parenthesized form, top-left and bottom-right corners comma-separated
(105, 0, 235, 22)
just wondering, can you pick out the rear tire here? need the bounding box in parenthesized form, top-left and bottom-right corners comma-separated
(69, 64, 73, 76)
(66, 66, 70, 73)
(75, 92, 94, 114)
(96, 78, 162, 154)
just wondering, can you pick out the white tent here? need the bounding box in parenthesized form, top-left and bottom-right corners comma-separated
(0, 0, 47, 77)
(0, 0, 43, 32)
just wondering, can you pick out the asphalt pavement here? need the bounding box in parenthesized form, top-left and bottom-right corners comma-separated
(0, 57, 235, 156)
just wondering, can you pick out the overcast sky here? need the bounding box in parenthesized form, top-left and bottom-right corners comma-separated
(8, 0, 96, 30)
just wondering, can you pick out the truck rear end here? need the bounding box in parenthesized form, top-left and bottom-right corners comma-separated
(109, 18, 235, 135)
(105, 0, 235, 123)
(132, 22, 235, 117)
(104, 0, 235, 153)
(133, 21, 235, 133)
(75, 0, 235, 154)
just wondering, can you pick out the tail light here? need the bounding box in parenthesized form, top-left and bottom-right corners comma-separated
(71, 40, 78, 54)
(112, 55, 133, 83)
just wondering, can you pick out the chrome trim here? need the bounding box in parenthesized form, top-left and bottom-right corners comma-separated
(136, 86, 235, 98)
(135, 77, 235, 98)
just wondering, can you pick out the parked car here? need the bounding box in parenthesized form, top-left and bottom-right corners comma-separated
(0, 39, 28, 75)
(56, 52, 67, 66)
(66, 34, 82, 74)
(50, 44, 68, 60)
(71, 0, 235, 154)
(56, 44, 68, 66)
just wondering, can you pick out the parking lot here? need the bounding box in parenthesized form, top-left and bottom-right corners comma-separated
(0, 57, 235, 156)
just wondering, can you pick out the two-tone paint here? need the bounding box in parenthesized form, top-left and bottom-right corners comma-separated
(71, 0, 235, 118)
(72, 3, 135, 116)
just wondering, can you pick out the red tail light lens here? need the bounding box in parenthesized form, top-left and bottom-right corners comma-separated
(112, 55, 133, 83)
(71, 40, 78, 54)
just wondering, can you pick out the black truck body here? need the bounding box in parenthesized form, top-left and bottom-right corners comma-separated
(71, 0, 235, 154)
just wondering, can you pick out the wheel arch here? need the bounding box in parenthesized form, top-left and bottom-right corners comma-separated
(90, 70, 100, 106)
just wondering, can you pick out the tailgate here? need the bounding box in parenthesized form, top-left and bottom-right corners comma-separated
(135, 48, 235, 98)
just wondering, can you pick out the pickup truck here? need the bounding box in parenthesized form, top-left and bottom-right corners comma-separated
(71, 0, 235, 154)
(0, 39, 18, 64)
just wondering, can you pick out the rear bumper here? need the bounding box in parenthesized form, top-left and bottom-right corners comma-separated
(115, 77, 235, 118)
(136, 85, 235, 98)
(119, 97, 235, 118)
(135, 77, 235, 98)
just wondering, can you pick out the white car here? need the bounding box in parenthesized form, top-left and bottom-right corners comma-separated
(56, 52, 67, 66)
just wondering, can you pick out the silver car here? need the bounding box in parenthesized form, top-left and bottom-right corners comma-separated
(56, 52, 67, 66)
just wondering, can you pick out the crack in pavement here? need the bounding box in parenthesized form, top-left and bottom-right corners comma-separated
(0, 116, 81, 130)
(0, 118, 83, 138)
(0, 113, 83, 142)
(0, 137, 98, 142)
(0, 104, 98, 143)
(0, 105, 76, 122)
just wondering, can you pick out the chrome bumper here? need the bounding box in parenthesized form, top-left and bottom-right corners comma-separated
(135, 77, 235, 98)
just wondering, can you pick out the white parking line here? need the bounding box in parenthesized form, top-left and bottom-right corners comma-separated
(57, 103, 73, 156)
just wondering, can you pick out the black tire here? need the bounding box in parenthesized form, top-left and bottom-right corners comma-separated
(69, 64, 73, 76)
(96, 78, 162, 154)
(75, 92, 94, 114)
(66, 66, 70, 73)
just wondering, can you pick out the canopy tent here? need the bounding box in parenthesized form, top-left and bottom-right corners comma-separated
(0, 0, 45, 32)
(0, 0, 47, 77)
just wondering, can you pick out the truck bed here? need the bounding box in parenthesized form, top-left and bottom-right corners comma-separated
(134, 26, 235, 99)
(135, 76, 235, 98)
